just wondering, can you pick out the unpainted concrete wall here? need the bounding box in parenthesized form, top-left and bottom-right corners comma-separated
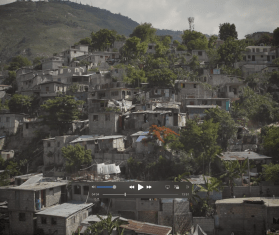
(9, 211, 34, 235)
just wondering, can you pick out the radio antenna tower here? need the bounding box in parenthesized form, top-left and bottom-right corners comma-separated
(188, 17, 195, 31)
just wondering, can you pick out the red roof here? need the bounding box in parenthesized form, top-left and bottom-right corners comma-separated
(120, 220, 172, 235)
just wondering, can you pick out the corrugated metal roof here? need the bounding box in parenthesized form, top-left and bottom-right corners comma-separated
(136, 136, 147, 142)
(36, 202, 93, 218)
(131, 131, 149, 137)
(70, 135, 124, 143)
(130, 110, 171, 115)
(219, 152, 271, 161)
(161, 198, 188, 203)
(12, 181, 68, 191)
(20, 174, 43, 186)
(216, 197, 279, 207)
(120, 220, 172, 235)
(82, 215, 128, 224)
(187, 105, 219, 109)
(183, 175, 211, 185)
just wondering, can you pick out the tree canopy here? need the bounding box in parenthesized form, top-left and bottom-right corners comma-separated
(181, 30, 208, 51)
(8, 94, 33, 114)
(121, 36, 148, 61)
(123, 65, 147, 87)
(129, 23, 157, 42)
(178, 119, 222, 175)
(62, 144, 92, 173)
(262, 126, 279, 162)
(262, 163, 279, 182)
(219, 23, 238, 41)
(40, 96, 84, 134)
(204, 108, 237, 150)
(217, 37, 245, 67)
(91, 29, 119, 51)
(7, 55, 32, 71)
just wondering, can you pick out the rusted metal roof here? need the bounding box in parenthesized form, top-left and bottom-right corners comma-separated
(120, 220, 172, 235)
(219, 151, 271, 161)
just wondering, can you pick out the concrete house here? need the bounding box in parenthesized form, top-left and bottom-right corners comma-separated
(70, 135, 126, 154)
(175, 81, 212, 102)
(42, 57, 64, 70)
(43, 135, 79, 167)
(185, 105, 219, 120)
(36, 202, 93, 235)
(147, 43, 156, 54)
(192, 50, 209, 62)
(242, 46, 276, 64)
(0, 113, 24, 136)
(40, 81, 69, 98)
(0, 150, 14, 161)
(62, 45, 88, 65)
(215, 198, 279, 235)
(182, 98, 230, 112)
(8, 181, 68, 235)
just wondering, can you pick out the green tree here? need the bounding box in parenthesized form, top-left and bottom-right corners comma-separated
(79, 37, 92, 45)
(40, 96, 84, 134)
(62, 144, 92, 173)
(123, 65, 147, 87)
(262, 127, 279, 162)
(217, 37, 245, 67)
(121, 36, 148, 61)
(8, 94, 33, 113)
(182, 30, 208, 51)
(0, 159, 20, 186)
(7, 55, 32, 71)
(188, 55, 200, 71)
(130, 23, 157, 42)
(208, 35, 218, 49)
(256, 33, 273, 46)
(273, 27, 279, 46)
(219, 23, 238, 41)
(233, 87, 278, 125)
(85, 214, 127, 235)
(221, 159, 249, 197)
(199, 175, 222, 201)
(177, 44, 187, 51)
(206, 48, 220, 69)
(272, 57, 279, 65)
(146, 67, 177, 86)
(91, 29, 118, 51)
(204, 108, 237, 150)
(179, 119, 222, 175)
(3, 71, 17, 94)
(262, 163, 279, 182)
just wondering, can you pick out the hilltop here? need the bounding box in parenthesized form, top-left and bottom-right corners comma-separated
(0, 1, 183, 63)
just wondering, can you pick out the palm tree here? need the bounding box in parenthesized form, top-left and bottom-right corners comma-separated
(85, 214, 128, 235)
(198, 175, 222, 202)
(220, 159, 251, 197)
(174, 172, 190, 182)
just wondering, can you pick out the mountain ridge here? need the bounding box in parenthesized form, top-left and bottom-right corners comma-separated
(0, 1, 183, 64)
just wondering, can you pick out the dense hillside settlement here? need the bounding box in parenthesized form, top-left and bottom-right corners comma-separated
(0, 2, 279, 235)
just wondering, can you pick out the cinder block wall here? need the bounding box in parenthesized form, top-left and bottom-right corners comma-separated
(9, 211, 34, 235)
(37, 216, 65, 235)
(216, 203, 266, 235)
(138, 211, 158, 224)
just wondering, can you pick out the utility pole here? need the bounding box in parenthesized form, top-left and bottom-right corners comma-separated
(248, 156, 251, 196)
(172, 198, 175, 235)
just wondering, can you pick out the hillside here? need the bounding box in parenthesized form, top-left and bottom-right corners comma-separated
(0, 1, 183, 64)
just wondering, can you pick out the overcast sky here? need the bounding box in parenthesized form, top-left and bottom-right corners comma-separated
(1, 0, 278, 38)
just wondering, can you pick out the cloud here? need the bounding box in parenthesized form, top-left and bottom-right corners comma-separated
(1, 0, 278, 38)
